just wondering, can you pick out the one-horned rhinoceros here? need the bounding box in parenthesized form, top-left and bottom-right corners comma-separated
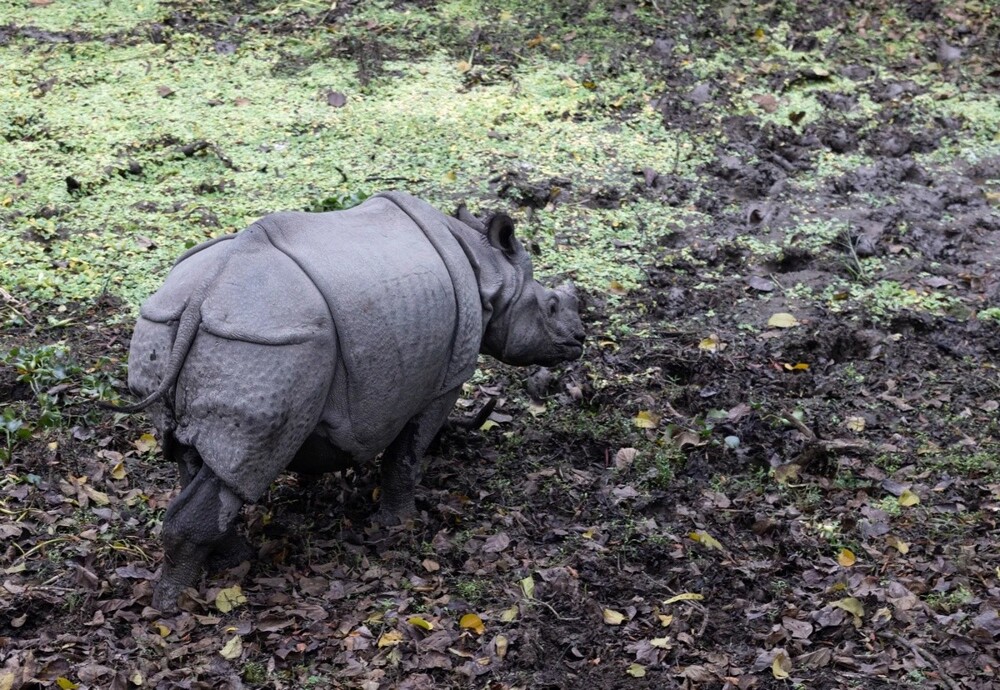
(113, 191, 585, 610)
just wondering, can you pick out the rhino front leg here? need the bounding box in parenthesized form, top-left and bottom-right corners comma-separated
(376, 390, 461, 524)
(153, 463, 245, 611)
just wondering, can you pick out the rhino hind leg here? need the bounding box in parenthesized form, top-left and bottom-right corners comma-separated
(376, 389, 462, 525)
(153, 463, 245, 611)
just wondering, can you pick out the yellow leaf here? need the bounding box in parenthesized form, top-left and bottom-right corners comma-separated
(479, 419, 498, 431)
(134, 432, 158, 454)
(82, 485, 110, 506)
(494, 634, 508, 658)
(698, 334, 726, 352)
(626, 663, 646, 677)
(520, 576, 535, 599)
(663, 592, 704, 605)
(0, 672, 14, 690)
(408, 616, 434, 630)
(845, 416, 865, 432)
(219, 635, 242, 660)
(602, 608, 625, 625)
(456, 60, 471, 73)
(608, 279, 627, 295)
(886, 535, 909, 554)
(378, 630, 404, 647)
(771, 651, 791, 679)
(689, 530, 723, 550)
(657, 614, 673, 627)
(441, 171, 457, 184)
(215, 585, 247, 613)
(460, 613, 486, 635)
(831, 597, 865, 625)
(773, 463, 801, 485)
(783, 362, 809, 371)
(650, 636, 671, 649)
(111, 461, 127, 480)
(899, 489, 920, 507)
(767, 312, 799, 328)
(130, 672, 143, 686)
(500, 605, 519, 622)
(633, 410, 660, 429)
(56, 679, 78, 690)
(837, 548, 857, 567)
(754, 27, 767, 42)
(154, 622, 170, 637)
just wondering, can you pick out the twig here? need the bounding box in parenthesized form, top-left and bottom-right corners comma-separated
(883, 631, 962, 690)
(781, 409, 817, 441)
(536, 599, 580, 622)
(0, 287, 35, 326)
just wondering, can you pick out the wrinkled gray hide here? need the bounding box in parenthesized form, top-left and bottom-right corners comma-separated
(121, 191, 585, 610)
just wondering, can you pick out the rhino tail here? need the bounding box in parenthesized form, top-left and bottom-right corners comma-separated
(102, 246, 233, 414)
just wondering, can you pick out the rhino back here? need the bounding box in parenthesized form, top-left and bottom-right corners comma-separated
(258, 196, 483, 451)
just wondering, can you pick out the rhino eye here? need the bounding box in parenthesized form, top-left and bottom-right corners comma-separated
(548, 296, 559, 316)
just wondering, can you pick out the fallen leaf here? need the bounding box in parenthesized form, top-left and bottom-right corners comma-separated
(0, 672, 13, 690)
(456, 60, 471, 73)
(520, 576, 535, 599)
(657, 614, 673, 627)
(110, 461, 127, 480)
(482, 532, 510, 553)
(56, 679, 78, 690)
(219, 635, 242, 660)
(698, 334, 726, 352)
(831, 597, 865, 626)
(663, 592, 704, 605)
(603, 608, 625, 625)
(767, 312, 799, 328)
(460, 613, 485, 635)
(846, 416, 866, 432)
(134, 433, 158, 454)
(614, 447, 637, 470)
(752, 93, 779, 112)
(650, 636, 671, 649)
(633, 410, 660, 429)
(886, 535, 909, 554)
(772, 650, 792, 679)
(378, 630, 404, 647)
(689, 530, 723, 550)
(408, 616, 434, 630)
(837, 548, 856, 567)
(215, 585, 247, 613)
(154, 623, 170, 637)
(422, 559, 440, 572)
(608, 279, 628, 295)
(494, 634, 508, 658)
(898, 489, 920, 507)
(626, 663, 646, 677)
(500, 605, 519, 622)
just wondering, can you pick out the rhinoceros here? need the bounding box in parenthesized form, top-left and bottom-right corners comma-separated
(112, 191, 585, 610)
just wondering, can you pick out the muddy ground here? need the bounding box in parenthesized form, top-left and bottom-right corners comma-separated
(2, 1, 1000, 689)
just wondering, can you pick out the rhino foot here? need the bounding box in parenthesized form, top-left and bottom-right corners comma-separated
(154, 463, 245, 612)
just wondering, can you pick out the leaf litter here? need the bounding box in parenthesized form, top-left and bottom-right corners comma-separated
(1, 0, 1000, 689)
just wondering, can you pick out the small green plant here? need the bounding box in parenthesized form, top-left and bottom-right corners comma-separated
(924, 585, 973, 613)
(242, 661, 268, 685)
(455, 578, 488, 603)
(979, 307, 1000, 321)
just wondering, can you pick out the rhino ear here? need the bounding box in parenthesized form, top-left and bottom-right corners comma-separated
(486, 214, 518, 255)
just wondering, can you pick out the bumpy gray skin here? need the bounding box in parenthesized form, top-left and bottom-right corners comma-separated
(121, 191, 585, 611)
